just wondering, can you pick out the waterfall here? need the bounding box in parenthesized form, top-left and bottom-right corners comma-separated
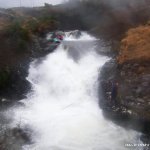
(10, 32, 141, 150)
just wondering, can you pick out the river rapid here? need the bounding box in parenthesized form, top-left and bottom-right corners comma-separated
(7, 32, 142, 150)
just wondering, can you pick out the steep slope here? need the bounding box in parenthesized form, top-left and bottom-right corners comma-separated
(118, 24, 150, 64)
(117, 24, 150, 121)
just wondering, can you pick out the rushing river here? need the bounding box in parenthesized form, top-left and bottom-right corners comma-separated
(9, 32, 141, 150)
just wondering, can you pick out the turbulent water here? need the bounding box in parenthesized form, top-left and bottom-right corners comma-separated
(9, 32, 141, 150)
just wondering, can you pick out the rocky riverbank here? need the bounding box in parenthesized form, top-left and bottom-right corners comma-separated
(0, 35, 58, 108)
(0, 1, 150, 147)
(0, 34, 59, 149)
(99, 24, 150, 137)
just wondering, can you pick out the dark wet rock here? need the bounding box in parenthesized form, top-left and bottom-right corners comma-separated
(69, 30, 81, 39)
(0, 126, 32, 150)
(99, 59, 119, 107)
(12, 127, 31, 144)
(0, 35, 59, 108)
(99, 59, 150, 135)
(117, 63, 150, 120)
(0, 60, 30, 103)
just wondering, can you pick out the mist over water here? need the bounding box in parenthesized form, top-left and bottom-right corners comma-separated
(10, 32, 141, 150)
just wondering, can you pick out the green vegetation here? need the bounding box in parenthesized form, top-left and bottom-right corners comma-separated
(25, 19, 39, 33)
(24, 16, 58, 35)
(4, 21, 31, 52)
(7, 21, 30, 41)
(37, 16, 58, 34)
(1, 13, 59, 52)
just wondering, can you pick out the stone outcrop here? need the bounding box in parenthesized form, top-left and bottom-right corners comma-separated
(100, 24, 150, 134)
(117, 25, 150, 121)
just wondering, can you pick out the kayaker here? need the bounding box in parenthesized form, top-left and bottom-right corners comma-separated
(111, 81, 119, 106)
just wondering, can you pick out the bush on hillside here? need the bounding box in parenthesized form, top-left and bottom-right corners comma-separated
(118, 24, 150, 64)
(3, 21, 31, 52)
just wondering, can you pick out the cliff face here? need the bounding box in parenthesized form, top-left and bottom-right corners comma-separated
(116, 24, 150, 121)
(99, 25, 150, 134)
(0, 9, 59, 103)
(101, 23, 150, 128)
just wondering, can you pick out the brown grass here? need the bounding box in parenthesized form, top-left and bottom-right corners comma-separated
(118, 24, 150, 64)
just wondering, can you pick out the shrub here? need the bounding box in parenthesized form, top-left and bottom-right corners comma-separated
(3, 21, 31, 52)
(118, 24, 150, 64)
(37, 16, 58, 34)
(7, 21, 30, 41)
(24, 19, 39, 34)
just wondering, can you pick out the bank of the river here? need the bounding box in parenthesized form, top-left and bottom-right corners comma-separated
(0, 1, 150, 148)
(0, 34, 59, 149)
(0, 35, 59, 107)
(99, 24, 150, 146)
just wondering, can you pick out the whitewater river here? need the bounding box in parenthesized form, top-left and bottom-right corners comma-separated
(8, 32, 141, 150)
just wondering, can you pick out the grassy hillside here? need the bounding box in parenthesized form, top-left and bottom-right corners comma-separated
(118, 24, 150, 64)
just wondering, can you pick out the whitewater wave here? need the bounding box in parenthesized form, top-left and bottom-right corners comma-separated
(8, 31, 142, 150)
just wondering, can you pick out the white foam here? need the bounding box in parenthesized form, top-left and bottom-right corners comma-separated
(64, 31, 97, 41)
(10, 32, 141, 150)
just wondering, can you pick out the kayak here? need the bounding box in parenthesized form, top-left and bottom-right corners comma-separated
(53, 38, 61, 43)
